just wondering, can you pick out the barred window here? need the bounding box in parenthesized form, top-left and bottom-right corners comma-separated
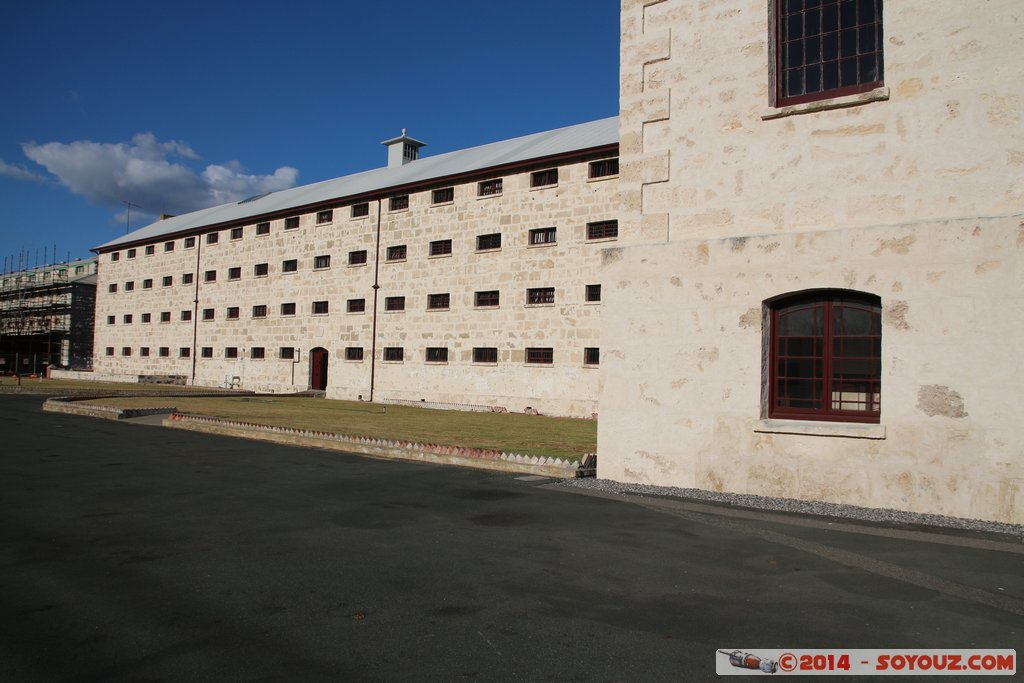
(351, 203, 369, 218)
(284, 216, 300, 230)
(383, 347, 404, 362)
(387, 245, 407, 261)
(531, 169, 558, 187)
(426, 347, 449, 363)
(527, 287, 555, 305)
(587, 220, 619, 240)
(250, 347, 265, 360)
(476, 233, 502, 251)
(429, 239, 452, 257)
(585, 284, 602, 302)
(317, 209, 333, 224)
(314, 255, 331, 269)
(529, 227, 557, 245)
(348, 250, 367, 266)
(389, 195, 409, 211)
(589, 157, 619, 178)
(280, 347, 295, 360)
(252, 305, 267, 318)
(385, 296, 406, 312)
(230, 227, 243, 240)
(473, 347, 498, 364)
(346, 347, 364, 361)
(432, 187, 454, 204)
(475, 290, 500, 307)
(427, 293, 450, 310)
(478, 179, 502, 196)
(584, 348, 600, 365)
(347, 298, 366, 313)
(525, 348, 553, 365)
(256, 222, 271, 235)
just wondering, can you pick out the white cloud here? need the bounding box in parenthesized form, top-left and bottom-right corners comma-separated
(20, 132, 298, 219)
(0, 158, 47, 182)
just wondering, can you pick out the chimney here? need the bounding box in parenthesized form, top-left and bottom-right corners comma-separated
(381, 129, 426, 168)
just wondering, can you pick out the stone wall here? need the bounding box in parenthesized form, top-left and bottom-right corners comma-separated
(93, 152, 621, 417)
(603, 0, 1024, 522)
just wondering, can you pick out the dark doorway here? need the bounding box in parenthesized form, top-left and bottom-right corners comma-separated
(310, 347, 329, 391)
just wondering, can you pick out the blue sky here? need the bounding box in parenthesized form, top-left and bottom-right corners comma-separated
(0, 1, 619, 269)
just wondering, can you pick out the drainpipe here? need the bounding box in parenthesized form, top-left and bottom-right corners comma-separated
(190, 236, 202, 385)
(369, 199, 382, 402)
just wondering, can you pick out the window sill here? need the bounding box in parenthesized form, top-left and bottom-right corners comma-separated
(350, 215, 369, 221)
(386, 258, 407, 264)
(525, 303, 555, 308)
(431, 201, 454, 208)
(477, 193, 502, 200)
(472, 361, 499, 367)
(475, 248, 501, 254)
(524, 363, 554, 368)
(382, 360, 404, 365)
(314, 267, 331, 272)
(428, 253, 453, 260)
(384, 309, 406, 314)
(345, 359, 364, 363)
(586, 236, 618, 244)
(754, 419, 886, 440)
(474, 305, 500, 311)
(587, 174, 618, 183)
(388, 208, 409, 215)
(316, 222, 333, 228)
(426, 307, 450, 313)
(346, 311, 366, 315)
(527, 241, 557, 249)
(347, 263, 367, 268)
(425, 361, 449, 366)
(762, 86, 889, 120)
(529, 184, 557, 191)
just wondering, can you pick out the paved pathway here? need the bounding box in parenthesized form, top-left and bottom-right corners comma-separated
(1, 395, 1020, 680)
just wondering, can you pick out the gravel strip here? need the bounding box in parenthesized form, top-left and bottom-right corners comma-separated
(560, 478, 1024, 541)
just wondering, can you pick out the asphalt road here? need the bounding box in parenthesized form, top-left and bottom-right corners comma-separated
(1, 394, 1020, 681)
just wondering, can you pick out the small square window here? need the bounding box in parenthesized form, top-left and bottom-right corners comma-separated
(585, 284, 602, 302)
(314, 255, 331, 269)
(141, 313, 151, 323)
(530, 169, 558, 188)
(225, 347, 239, 359)
(122, 347, 132, 357)
(228, 267, 241, 280)
(527, 287, 555, 305)
(385, 296, 405, 312)
(316, 210, 333, 224)
(526, 347, 553, 365)
(281, 302, 296, 316)
(162, 276, 173, 287)
(230, 227, 243, 240)
(145, 245, 155, 256)
(429, 239, 452, 257)
(473, 347, 498, 364)
(529, 227, 557, 245)
(584, 347, 600, 365)
(348, 250, 367, 266)
(476, 233, 501, 251)
(164, 241, 175, 252)
(284, 216, 300, 230)
(252, 305, 267, 318)
(389, 195, 409, 211)
(201, 308, 214, 321)
(351, 203, 369, 218)
(478, 179, 502, 196)
(589, 157, 619, 178)
(227, 307, 240, 320)
(587, 220, 619, 240)
(201, 347, 213, 358)
(124, 281, 135, 291)
(182, 273, 194, 285)
(250, 347, 265, 360)
(475, 290, 500, 307)
(160, 311, 171, 323)
(347, 298, 366, 313)
(140, 347, 150, 357)
(108, 284, 118, 293)
(158, 347, 170, 357)
(182, 309, 193, 322)
(426, 347, 449, 363)
(179, 347, 191, 358)
(204, 270, 217, 282)
(127, 248, 137, 259)
(312, 300, 329, 315)
(254, 263, 269, 277)
(206, 233, 219, 244)
(282, 259, 298, 273)
(110, 252, 120, 262)
(280, 347, 295, 360)
(105, 347, 114, 356)
(383, 347, 404, 362)
(346, 347, 364, 361)
(184, 237, 196, 249)
(427, 293, 450, 310)
(256, 222, 270, 235)
(123, 314, 133, 324)
(387, 245, 407, 261)
(106, 315, 115, 325)
(432, 187, 454, 204)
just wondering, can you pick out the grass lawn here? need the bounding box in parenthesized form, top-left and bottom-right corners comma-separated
(82, 395, 597, 461)
(0, 376, 233, 394)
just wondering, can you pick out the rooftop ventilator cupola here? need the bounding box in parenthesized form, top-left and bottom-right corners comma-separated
(381, 129, 426, 168)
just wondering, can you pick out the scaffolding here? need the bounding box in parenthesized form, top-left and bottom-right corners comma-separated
(0, 258, 97, 374)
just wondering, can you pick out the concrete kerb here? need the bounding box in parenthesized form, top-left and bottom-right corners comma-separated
(40, 395, 587, 478)
(164, 412, 586, 479)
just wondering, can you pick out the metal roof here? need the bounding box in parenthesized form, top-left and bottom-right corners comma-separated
(94, 116, 619, 252)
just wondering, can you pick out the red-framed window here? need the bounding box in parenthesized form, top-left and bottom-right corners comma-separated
(775, 0, 883, 107)
(769, 290, 881, 422)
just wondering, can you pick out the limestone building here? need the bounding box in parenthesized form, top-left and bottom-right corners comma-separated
(1, 257, 97, 373)
(92, 119, 620, 417)
(601, 1, 1023, 523)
